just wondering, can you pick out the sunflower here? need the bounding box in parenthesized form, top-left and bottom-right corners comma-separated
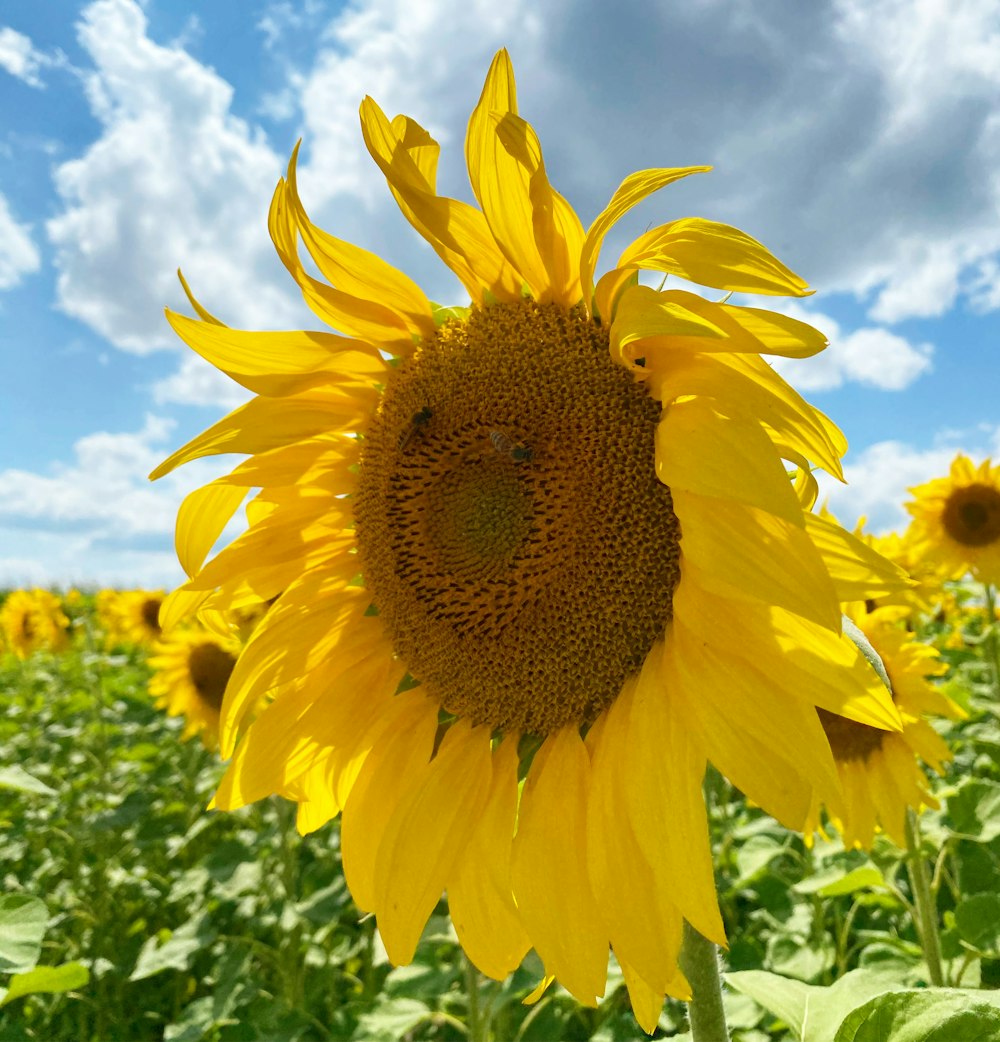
(148, 626, 242, 747)
(906, 455, 1000, 586)
(152, 51, 909, 1027)
(0, 589, 70, 659)
(804, 604, 963, 849)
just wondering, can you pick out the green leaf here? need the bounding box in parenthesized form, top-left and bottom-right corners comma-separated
(129, 917, 210, 981)
(726, 968, 906, 1042)
(954, 893, 1000, 955)
(833, 988, 1000, 1041)
(354, 996, 433, 1042)
(0, 962, 89, 1006)
(946, 779, 1000, 842)
(794, 864, 886, 896)
(0, 895, 48, 973)
(843, 615, 893, 693)
(0, 766, 55, 796)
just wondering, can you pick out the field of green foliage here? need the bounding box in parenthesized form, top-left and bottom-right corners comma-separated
(3, 590, 1000, 1041)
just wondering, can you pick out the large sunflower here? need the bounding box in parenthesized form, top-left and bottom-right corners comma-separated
(153, 51, 909, 1026)
(0, 589, 70, 660)
(148, 626, 241, 747)
(906, 455, 1000, 585)
(804, 604, 963, 850)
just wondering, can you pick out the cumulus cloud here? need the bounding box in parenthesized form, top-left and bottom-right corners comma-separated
(0, 26, 48, 88)
(770, 303, 933, 392)
(0, 193, 41, 290)
(0, 413, 224, 537)
(820, 425, 1000, 533)
(46, 0, 304, 354)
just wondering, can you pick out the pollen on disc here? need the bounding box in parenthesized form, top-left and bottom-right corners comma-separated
(354, 300, 681, 736)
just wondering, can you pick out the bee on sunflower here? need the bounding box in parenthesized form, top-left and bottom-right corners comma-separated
(153, 50, 911, 1028)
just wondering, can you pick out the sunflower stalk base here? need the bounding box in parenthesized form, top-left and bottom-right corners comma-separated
(679, 921, 730, 1042)
(904, 808, 944, 987)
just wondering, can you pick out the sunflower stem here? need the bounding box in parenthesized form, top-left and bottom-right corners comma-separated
(905, 807, 944, 987)
(984, 584, 1000, 700)
(680, 920, 730, 1042)
(464, 953, 486, 1042)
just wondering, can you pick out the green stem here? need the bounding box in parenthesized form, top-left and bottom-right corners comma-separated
(905, 808, 944, 987)
(465, 952, 486, 1042)
(680, 921, 730, 1042)
(984, 585, 1000, 700)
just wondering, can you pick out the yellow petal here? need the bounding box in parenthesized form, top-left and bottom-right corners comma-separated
(448, 738, 531, 980)
(511, 727, 609, 1005)
(647, 350, 846, 479)
(165, 310, 386, 397)
(374, 720, 494, 965)
(656, 397, 803, 525)
(177, 268, 225, 325)
(804, 513, 912, 602)
(268, 177, 416, 350)
(623, 645, 727, 946)
(672, 489, 841, 631)
(150, 389, 377, 480)
(669, 611, 842, 826)
(465, 51, 583, 305)
(673, 567, 902, 732)
(618, 958, 677, 1034)
(359, 95, 519, 303)
(341, 692, 439, 913)
(593, 267, 637, 324)
(174, 481, 249, 579)
(220, 580, 368, 754)
(620, 217, 811, 296)
(285, 145, 436, 341)
(587, 692, 686, 994)
(158, 586, 211, 632)
(611, 286, 727, 360)
(580, 165, 711, 314)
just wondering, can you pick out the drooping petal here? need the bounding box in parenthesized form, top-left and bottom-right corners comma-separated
(511, 727, 609, 1005)
(165, 310, 387, 397)
(656, 397, 803, 524)
(619, 218, 812, 296)
(174, 481, 249, 579)
(580, 166, 711, 314)
(448, 738, 531, 980)
(374, 720, 494, 965)
(624, 644, 726, 946)
(340, 692, 439, 912)
(672, 489, 841, 631)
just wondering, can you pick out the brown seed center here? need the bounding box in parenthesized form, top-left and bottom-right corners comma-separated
(188, 642, 237, 712)
(354, 300, 681, 736)
(942, 483, 1000, 547)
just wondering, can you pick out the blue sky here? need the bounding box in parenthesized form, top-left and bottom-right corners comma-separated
(1, 0, 999, 587)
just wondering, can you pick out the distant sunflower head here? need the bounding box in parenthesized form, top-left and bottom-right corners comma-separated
(153, 50, 912, 1028)
(806, 604, 964, 849)
(0, 589, 70, 660)
(148, 628, 241, 748)
(906, 455, 1000, 585)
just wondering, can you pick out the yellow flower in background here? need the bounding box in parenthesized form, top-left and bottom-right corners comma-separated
(148, 626, 241, 748)
(906, 455, 1000, 586)
(153, 50, 909, 1026)
(97, 589, 165, 647)
(805, 605, 964, 849)
(0, 589, 70, 659)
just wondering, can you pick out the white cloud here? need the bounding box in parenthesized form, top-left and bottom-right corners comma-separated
(0, 192, 41, 290)
(769, 303, 933, 392)
(0, 414, 242, 587)
(820, 425, 1000, 533)
(46, 0, 304, 354)
(0, 26, 47, 88)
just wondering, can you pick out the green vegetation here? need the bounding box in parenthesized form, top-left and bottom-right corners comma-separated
(1, 591, 1000, 1040)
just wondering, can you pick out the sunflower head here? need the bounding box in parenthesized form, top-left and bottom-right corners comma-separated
(0, 589, 70, 659)
(148, 626, 241, 748)
(906, 455, 1000, 585)
(153, 48, 913, 1029)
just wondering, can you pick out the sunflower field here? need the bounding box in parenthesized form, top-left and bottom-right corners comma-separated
(2, 572, 1000, 1041)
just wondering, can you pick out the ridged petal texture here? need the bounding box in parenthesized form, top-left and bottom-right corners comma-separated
(153, 46, 915, 1030)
